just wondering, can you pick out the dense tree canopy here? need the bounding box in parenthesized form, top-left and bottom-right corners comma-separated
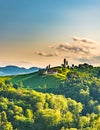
(0, 65, 100, 130)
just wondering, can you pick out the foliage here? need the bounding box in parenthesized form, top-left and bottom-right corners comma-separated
(0, 65, 100, 130)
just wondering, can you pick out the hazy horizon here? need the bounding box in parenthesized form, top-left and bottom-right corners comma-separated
(0, 0, 100, 67)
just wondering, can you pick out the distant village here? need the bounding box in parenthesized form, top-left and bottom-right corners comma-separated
(39, 58, 93, 76)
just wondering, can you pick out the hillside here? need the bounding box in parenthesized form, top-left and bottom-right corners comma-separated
(0, 65, 99, 93)
(0, 64, 100, 130)
(3, 66, 68, 90)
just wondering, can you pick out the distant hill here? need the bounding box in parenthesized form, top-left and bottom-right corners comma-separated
(0, 65, 39, 76)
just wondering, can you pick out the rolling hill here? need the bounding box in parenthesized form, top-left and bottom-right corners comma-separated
(0, 64, 99, 93)
(0, 64, 100, 130)
(9, 67, 70, 91)
(0, 66, 70, 92)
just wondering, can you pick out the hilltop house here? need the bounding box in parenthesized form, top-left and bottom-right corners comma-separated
(45, 69, 57, 74)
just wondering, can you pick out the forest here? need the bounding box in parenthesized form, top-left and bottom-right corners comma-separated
(0, 64, 100, 130)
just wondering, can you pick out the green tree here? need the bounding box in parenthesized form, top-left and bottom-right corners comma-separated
(0, 122, 13, 130)
(79, 116, 90, 129)
(26, 109, 34, 120)
(0, 111, 7, 122)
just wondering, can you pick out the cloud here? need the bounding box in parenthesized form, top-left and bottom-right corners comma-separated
(35, 51, 59, 57)
(55, 36, 99, 64)
(95, 56, 100, 60)
(72, 36, 96, 44)
(18, 61, 32, 64)
(56, 36, 97, 57)
(57, 42, 93, 55)
(78, 55, 100, 64)
(48, 45, 55, 49)
(35, 36, 99, 65)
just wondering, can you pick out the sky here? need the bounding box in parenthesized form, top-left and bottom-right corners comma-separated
(0, 0, 100, 68)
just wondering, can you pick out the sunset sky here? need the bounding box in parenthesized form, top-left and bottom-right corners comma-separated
(0, 0, 100, 68)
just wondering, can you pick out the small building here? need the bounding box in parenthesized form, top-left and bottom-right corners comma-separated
(46, 69, 57, 74)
